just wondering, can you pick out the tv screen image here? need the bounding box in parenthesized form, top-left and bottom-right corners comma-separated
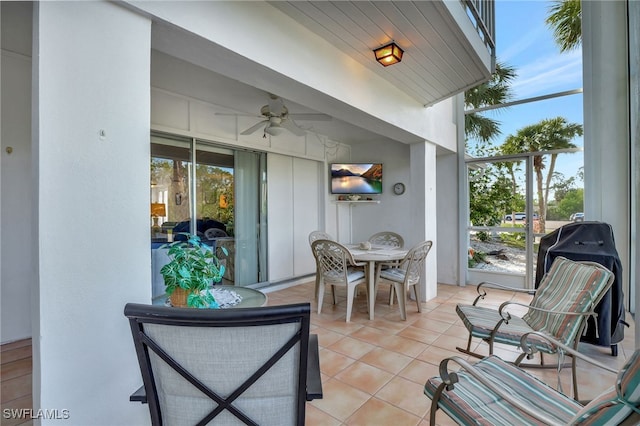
(330, 163, 383, 194)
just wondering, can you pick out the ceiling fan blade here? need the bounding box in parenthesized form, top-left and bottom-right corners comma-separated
(240, 120, 268, 135)
(288, 113, 332, 121)
(280, 118, 307, 136)
(215, 112, 260, 118)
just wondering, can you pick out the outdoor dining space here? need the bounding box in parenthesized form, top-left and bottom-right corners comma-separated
(309, 231, 432, 323)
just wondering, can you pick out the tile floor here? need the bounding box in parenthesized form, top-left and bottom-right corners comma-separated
(0, 281, 635, 425)
(265, 280, 636, 426)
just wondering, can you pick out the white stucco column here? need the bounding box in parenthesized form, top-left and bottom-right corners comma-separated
(582, 1, 630, 310)
(34, 2, 151, 424)
(410, 142, 438, 300)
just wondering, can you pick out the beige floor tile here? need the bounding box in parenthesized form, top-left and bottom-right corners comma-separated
(349, 326, 390, 346)
(345, 397, 421, 426)
(408, 318, 452, 334)
(319, 348, 356, 377)
(442, 324, 472, 340)
(328, 336, 376, 360)
(398, 359, 440, 385)
(397, 326, 439, 345)
(416, 345, 464, 366)
(430, 334, 469, 352)
(420, 309, 460, 324)
(313, 326, 347, 348)
(378, 334, 430, 358)
(305, 404, 342, 426)
(310, 377, 370, 421)
(360, 346, 414, 375)
(335, 361, 394, 394)
(375, 375, 430, 418)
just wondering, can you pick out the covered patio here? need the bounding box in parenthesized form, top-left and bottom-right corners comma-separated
(1, 0, 638, 424)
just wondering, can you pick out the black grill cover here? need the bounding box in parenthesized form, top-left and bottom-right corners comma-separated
(535, 222, 625, 346)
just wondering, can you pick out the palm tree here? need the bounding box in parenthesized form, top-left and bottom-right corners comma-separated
(497, 138, 526, 225)
(464, 62, 517, 147)
(499, 117, 583, 231)
(546, 0, 582, 52)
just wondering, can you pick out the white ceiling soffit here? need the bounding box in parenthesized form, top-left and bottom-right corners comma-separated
(269, 1, 493, 107)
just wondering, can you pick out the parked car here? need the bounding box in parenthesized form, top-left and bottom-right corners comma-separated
(505, 212, 526, 221)
(504, 212, 538, 221)
(571, 212, 585, 222)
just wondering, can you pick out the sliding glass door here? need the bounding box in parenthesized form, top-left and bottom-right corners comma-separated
(150, 133, 267, 296)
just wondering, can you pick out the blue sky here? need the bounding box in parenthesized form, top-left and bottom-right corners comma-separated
(475, 0, 584, 182)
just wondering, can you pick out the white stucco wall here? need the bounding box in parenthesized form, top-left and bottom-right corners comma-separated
(349, 140, 412, 243)
(435, 152, 460, 285)
(34, 2, 151, 423)
(410, 143, 438, 300)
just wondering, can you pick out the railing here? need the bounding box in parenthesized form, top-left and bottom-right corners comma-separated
(463, 0, 496, 59)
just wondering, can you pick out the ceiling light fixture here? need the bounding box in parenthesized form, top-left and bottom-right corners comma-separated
(264, 123, 285, 136)
(373, 42, 404, 67)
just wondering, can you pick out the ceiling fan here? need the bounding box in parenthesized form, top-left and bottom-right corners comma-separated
(227, 94, 331, 137)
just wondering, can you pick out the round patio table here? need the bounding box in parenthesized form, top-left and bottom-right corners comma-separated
(347, 245, 408, 320)
(158, 285, 267, 308)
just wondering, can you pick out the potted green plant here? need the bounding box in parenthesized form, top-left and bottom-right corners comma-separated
(160, 233, 226, 308)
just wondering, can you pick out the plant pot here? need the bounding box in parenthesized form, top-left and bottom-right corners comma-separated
(170, 287, 192, 308)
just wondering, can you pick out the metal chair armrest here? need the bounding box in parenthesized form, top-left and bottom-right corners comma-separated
(498, 301, 598, 319)
(519, 331, 617, 374)
(306, 334, 323, 401)
(496, 301, 597, 329)
(129, 385, 147, 404)
(472, 282, 536, 305)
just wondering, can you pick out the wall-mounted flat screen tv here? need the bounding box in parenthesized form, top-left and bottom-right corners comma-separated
(330, 163, 383, 194)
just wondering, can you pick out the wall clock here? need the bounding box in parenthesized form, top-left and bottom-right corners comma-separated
(393, 182, 405, 195)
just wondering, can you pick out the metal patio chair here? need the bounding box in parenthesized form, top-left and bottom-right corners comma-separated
(425, 331, 640, 425)
(455, 256, 614, 400)
(126, 302, 322, 426)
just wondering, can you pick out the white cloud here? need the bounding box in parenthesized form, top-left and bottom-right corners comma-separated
(511, 50, 582, 98)
(500, 25, 547, 64)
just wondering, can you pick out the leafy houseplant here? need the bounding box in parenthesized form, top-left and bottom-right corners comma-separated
(160, 233, 226, 308)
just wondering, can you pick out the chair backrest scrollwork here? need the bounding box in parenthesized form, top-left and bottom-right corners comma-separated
(368, 231, 404, 248)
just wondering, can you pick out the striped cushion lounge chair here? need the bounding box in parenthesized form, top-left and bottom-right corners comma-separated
(425, 332, 640, 426)
(456, 256, 614, 400)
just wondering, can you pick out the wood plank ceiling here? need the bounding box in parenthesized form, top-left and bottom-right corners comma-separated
(270, 1, 493, 107)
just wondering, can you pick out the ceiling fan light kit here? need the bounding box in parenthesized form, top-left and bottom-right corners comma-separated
(374, 42, 404, 67)
(264, 123, 285, 136)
